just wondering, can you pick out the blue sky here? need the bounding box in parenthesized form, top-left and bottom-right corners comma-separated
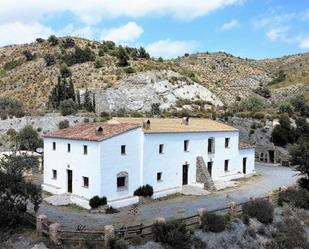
(0, 0, 308, 59)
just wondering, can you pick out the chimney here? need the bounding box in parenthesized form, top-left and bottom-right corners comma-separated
(182, 117, 189, 125)
(96, 126, 103, 135)
(143, 119, 151, 130)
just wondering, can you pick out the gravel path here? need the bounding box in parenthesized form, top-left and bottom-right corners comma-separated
(38, 164, 299, 230)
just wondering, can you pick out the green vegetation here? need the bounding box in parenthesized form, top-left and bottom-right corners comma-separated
(61, 45, 95, 66)
(254, 86, 271, 98)
(200, 211, 227, 232)
(44, 53, 56, 66)
(22, 50, 35, 61)
(89, 196, 107, 209)
(47, 35, 58, 46)
(0, 96, 24, 119)
(269, 70, 286, 85)
(59, 99, 78, 116)
(117, 46, 130, 67)
(0, 153, 42, 228)
(271, 114, 296, 146)
(242, 199, 274, 224)
(237, 96, 265, 113)
(152, 220, 191, 249)
(134, 184, 154, 197)
(49, 76, 75, 108)
(4, 59, 23, 70)
(60, 63, 72, 78)
(278, 188, 309, 209)
(17, 125, 43, 151)
(58, 119, 70, 130)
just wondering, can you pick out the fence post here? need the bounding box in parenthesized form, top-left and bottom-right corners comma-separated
(49, 223, 61, 245)
(104, 225, 115, 247)
(197, 208, 206, 225)
(267, 191, 273, 204)
(155, 217, 166, 224)
(36, 214, 47, 236)
(229, 202, 237, 218)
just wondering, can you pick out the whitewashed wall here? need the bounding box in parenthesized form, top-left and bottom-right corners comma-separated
(99, 127, 143, 201)
(142, 131, 244, 193)
(43, 137, 101, 199)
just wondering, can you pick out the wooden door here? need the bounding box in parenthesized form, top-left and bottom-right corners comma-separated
(242, 158, 247, 174)
(182, 164, 189, 185)
(67, 169, 73, 193)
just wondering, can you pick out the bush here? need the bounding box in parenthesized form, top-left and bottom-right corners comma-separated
(36, 38, 44, 43)
(58, 120, 69, 129)
(89, 196, 107, 209)
(278, 188, 309, 209)
(59, 99, 78, 116)
(134, 184, 153, 197)
(6, 128, 17, 138)
(4, 60, 23, 70)
(62, 38, 75, 48)
(152, 220, 191, 249)
(254, 87, 271, 98)
(48, 35, 58, 46)
(242, 199, 274, 224)
(94, 57, 103, 68)
(60, 63, 72, 78)
(22, 50, 35, 61)
(298, 177, 309, 190)
(44, 54, 56, 66)
(17, 125, 43, 151)
(107, 238, 128, 249)
(200, 211, 227, 232)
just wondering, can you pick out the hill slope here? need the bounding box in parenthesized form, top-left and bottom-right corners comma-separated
(0, 36, 308, 111)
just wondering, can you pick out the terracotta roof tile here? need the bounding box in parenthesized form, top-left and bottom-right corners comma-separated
(44, 122, 141, 141)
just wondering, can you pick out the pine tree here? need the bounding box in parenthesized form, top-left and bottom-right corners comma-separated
(76, 90, 81, 109)
(84, 89, 93, 112)
(92, 93, 96, 113)
(117, 46, 129, 67)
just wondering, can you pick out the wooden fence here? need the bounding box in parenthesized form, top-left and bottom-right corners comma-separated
(26, 195, 276, 246)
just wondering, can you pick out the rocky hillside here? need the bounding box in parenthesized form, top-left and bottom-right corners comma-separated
(0, 36, 309, 112)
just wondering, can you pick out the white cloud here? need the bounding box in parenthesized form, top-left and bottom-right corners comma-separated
(253, 13, 296, 28)
(266, 26, 289, 41)
(0, 22, 53, 46)
(101, 22, 143, 43)
(58, 24, 95, 39)
(0, 0, 243, 25)
(299, 37, 309, 49)
(146, 39, 199, 59)
(221, 19, 239, 30)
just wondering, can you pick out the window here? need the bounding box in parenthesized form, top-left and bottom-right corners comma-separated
(159, 144, 164, 154)
(225, 138, 230, 148)
(184, 140, 189, 152)
(224, 160, 229, 172)
(52, 142, 56, 151)
(83, 145, 88, 155)
(208, 138, 215, 153)
(157, 172, 162, 181)
(83, 177, 89, 188)
(52, 169, 57, 179)
(67, 143, 71, 153)
(121, 145, 126, 155)
(116, 171, 128, 190)
(117, 177, 126, 188)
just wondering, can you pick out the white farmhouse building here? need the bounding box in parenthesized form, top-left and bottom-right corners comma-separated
(42, 118, 255, 209)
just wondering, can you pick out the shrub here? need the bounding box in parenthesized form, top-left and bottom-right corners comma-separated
(22, 50, 35, 61)
(83, 118, 90, 123)
(298, 177, 309, 190)
(62, 38, 75, 48)
(59, 99, 78, 116)
(152, 220, 191, 249)
(94, 57, 103, 68)
(200, 211, 227, 232)
(254, 87, 271, 98)
(58, 120, 69, 129)
(275, 217, 308, 249)
(36, 38, 44, 43)
(124, 66, 136, 74)
(134, 184, 153, 197)
(60, 63, 72, 78)
(278, 188, 309, 209)
(44, 54, 56, 66)
(89, 196, 107, 209)
(48, 35, 58, 46)
(242, 199, 274, 224)
(6, 128, 17, 138)
(100, 112, 110, 118)
(107, 238, 128, 249)
(17, 125, 43, 151)
(4, 60, 23, 70)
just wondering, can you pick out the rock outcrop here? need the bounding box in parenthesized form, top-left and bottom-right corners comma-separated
(94, 70, 223, 112)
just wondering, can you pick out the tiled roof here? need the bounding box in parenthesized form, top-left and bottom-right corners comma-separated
(44, 122, 141, 141)
(110, 117, 238, 133)
(239, 142, 255, 149)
